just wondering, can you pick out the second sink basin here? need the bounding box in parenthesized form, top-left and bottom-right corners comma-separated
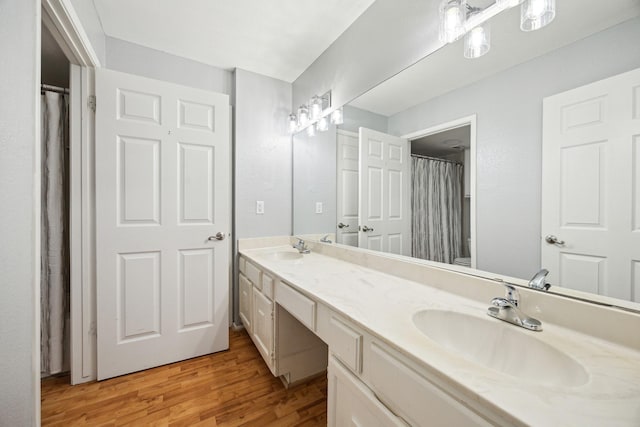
(412, 309, 588, 387)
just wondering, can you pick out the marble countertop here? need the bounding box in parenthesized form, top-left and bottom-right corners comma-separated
(240, 244, 640, 427)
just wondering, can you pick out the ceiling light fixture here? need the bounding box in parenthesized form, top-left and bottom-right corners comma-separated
(439, 0, 555, 59)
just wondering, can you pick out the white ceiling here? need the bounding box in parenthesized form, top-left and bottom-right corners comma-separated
(350, 0, 640, 116)
(93, 0, 376, 82)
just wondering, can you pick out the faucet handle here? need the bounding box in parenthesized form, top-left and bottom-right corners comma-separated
(504, 284, 520, 306)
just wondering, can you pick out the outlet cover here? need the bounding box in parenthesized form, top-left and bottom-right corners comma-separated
(315, 202, 323, 214)
(256, 201, 264, 214)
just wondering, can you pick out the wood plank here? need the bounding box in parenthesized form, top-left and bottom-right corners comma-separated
(41, 329, 327, 426)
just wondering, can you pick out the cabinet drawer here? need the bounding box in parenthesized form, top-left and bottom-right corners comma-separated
(329, 356, 407, 427)
(262, 272, 275, 300)
(238, 256, 246, 275)
(275, 281, 316, 330)
(245, 261, 262, 291)
(327, 315, 363, 374)
(368, 342, 491, 427)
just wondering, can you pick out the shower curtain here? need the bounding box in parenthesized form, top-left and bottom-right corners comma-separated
(41, 91, 70, 376)
(411, 156, 463, 264)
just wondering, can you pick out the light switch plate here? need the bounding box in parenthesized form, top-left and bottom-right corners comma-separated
(256, 201, 264, 214)
(315, 202, 323, 214)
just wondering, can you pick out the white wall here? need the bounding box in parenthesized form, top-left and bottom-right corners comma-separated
(105, 36, 233, 95)
(69, 0, 106, 65)
(293, 0, 443, 111)
(387, 18, 640, 279)
(0, 1, 40, 425)
(293, 125, 337, 235)
(234, 69, 292, 239)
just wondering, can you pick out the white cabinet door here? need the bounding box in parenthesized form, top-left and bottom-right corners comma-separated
(337, 130, 360, 247)
(359, 127, 411, 256)
(252, 289, 274, 368)
(542, 67, 640, 302)
(95, 69, 230, 380)
(328, 356, 407, 427)
(239, 274, 253, 334)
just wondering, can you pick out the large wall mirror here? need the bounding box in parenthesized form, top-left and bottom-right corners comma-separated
(293, 0, 640, 310)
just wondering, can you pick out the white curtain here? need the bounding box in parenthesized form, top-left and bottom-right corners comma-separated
(411, 156, 463, 264)
(41, 91, 70, 376)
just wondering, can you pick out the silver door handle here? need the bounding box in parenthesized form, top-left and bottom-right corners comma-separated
(208, 232, 225, 241)
(545, 235, 565, 245)
(338, 222, 349, 229)
(362, 226, 374, 232)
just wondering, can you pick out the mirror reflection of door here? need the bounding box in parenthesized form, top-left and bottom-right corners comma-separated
(358, 127, 411, 255)
(336, 130, 359, 246)
(542, 67, 640, 303)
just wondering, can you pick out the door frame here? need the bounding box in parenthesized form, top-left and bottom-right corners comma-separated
(43, 0, 100, 384)
(401, 115, 477, 268)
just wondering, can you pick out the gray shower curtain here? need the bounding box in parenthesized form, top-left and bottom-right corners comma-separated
(41, 91, 70, 376)
(411, 156, 463, 264)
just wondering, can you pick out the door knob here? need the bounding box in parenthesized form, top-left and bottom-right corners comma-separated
(362, 226, 374, 232)
(337, 222, 350, 229)
(544, 235, 565, 245)
(208, 232, 225, 241)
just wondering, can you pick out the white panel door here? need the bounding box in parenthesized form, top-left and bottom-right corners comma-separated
(238, 274, 253, 334)
(358, 127, 411, 256)
(336, 130, 359, 247)
(96, 69, 230, 379)
(542, 67, 640, 302)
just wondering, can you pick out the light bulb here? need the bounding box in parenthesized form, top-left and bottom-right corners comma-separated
(297, 105, 309, 126)
(330, 108, 343, 125)
(310, 95, 322, 120)
(439, 0, 466, 43)
(464, 23, 490, 59)
(306, 123, 316, 137)
(521, 0, 555, 31)
(288, 114, 297, 133)
(317, 116, 329, 132)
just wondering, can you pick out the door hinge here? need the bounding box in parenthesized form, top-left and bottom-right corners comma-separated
(87, 95, 96, 112)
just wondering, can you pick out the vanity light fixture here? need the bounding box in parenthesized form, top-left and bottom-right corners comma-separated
(288, 91, 334, 137)
(439, 0, 555, 59)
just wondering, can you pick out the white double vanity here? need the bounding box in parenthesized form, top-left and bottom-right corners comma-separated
(238, 236, 640, 426)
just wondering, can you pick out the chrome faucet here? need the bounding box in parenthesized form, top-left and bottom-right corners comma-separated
(487, 284, 542, 331)
(293, 238, 311, 254)
(320, 234, 332, 243)
(529, 268, 550, 291)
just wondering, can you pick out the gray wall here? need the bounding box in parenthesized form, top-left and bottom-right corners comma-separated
(105, 37, 233, 95)
(70, 0, 106, 65)
(0, 1, 40, 425)
(293, 125, 337, 235)
(234, 69, 293, 239)
(339, 105, 388, 134)
(293, 0, 443, 111)
(387, 18, 640, 279)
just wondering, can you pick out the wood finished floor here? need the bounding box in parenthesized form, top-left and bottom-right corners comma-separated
(41, 329, 327, 426)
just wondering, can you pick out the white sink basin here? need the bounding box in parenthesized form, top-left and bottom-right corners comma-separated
(412, 310, 588, 387)
(263, 251, 304, 261)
